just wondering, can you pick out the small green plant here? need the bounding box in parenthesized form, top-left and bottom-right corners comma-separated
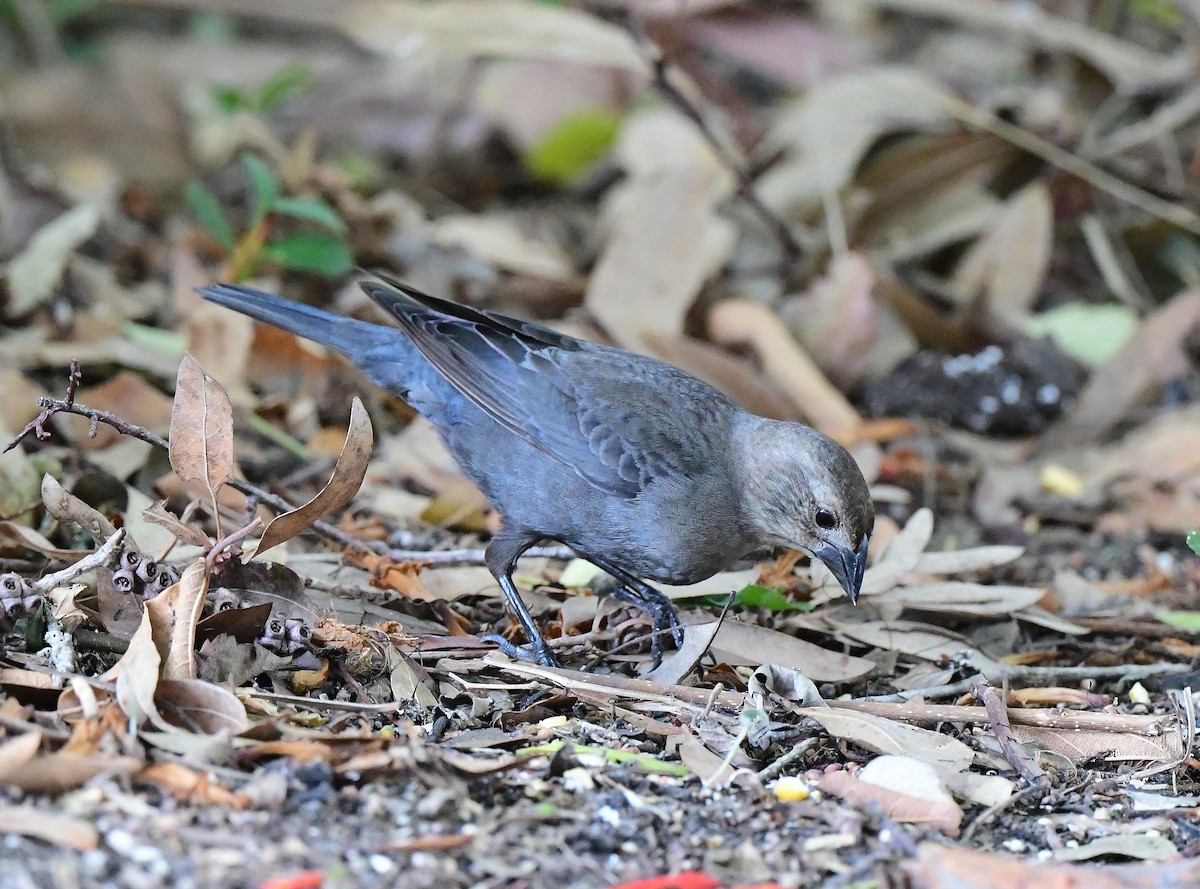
(1187, 531, 1200, 556)
(213, 63, 313, 116)
(186, 153, 352, 280)
(678, 583, 812, 613)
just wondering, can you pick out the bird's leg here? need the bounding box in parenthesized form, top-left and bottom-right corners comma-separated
(584, 555, 685, 660)
(482, 531, 561, 668)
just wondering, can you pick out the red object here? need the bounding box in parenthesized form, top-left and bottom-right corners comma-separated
(608, 873, 721, 889)
(259, 872, 323, 889)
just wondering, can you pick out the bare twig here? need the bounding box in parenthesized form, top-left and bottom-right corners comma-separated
(972, 681, 1048, 786)
(616, 19, 803, 261)
(33, 528, 124, 592)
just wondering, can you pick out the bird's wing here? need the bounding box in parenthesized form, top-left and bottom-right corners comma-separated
(363, 279, 733, 499)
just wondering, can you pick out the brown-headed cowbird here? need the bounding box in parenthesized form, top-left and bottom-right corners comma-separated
(200, 277, 874, 667)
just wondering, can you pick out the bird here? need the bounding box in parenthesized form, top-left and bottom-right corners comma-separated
(199, 275, 874, 667)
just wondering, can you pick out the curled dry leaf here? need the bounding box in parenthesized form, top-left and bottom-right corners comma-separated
(142, 500, 210, 549)
(340, 0, 647, 74)
(153, 679, 249, 735)
(169, 353, 234, 513)
(255, 397, 373, 556)
(800, 707, 975, 772)
(146, 560, 210, 681)
(40, 473, 118, 544)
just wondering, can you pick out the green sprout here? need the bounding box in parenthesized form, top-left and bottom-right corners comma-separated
(185, 153, 352, 280)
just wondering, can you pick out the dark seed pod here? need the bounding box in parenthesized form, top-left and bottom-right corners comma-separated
(285, 619, 312, 646)
(19, 595, 40, 614)
(209, 588, 240, 612)
(0, 596, 21, 619)
(153, 570, 176, 591)
(262, 618, 286, 642)
(111, 568, 138, 594)
(135, 559, 158, 584)
(0, 573, 26, 597)
(119, 549, 143, 571)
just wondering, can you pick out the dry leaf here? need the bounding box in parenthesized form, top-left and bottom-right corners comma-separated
(340, 0, 647, 74)
(142, 501, 211, 548)
(814, 768, 963, 836)
(951, 181, 1053, 324)
(0, 805, 99, 850)
(1050, 290, 1200, 445)
(138, 762, 250, 808)
(153, 679, 248, 735)
(146, 560, 211, 681)
(801, 708, 975, 772)
(169, 354, 234, 512)
(0, 521, 91, 561)
(5, 202, 103, 318)
(40, 474, 118, 544)
(711, 620, 875, 682)
(587, 165, 735, 351)
(255, 397, 373, 556)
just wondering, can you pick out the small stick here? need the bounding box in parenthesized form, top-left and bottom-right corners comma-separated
(972, 680, 1048, 786)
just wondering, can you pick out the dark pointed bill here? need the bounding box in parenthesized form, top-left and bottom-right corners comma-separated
(814, 534, 869, 604)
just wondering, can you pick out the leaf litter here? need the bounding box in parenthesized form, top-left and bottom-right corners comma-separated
(3, 3, 1200, 888)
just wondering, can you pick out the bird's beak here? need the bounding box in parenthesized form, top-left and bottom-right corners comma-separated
(813, 534, 869, 604)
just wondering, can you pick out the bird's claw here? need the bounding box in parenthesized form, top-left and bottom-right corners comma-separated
(481, 632, 561, 668)
(603, 583, 684, 662)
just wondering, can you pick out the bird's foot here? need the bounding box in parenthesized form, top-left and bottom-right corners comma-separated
(603, 584, 685, 663)
(481, 633, 561, 668)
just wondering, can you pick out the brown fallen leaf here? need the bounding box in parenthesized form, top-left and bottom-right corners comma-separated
(40, 473, 118, 544)
(343, 551, 435, 601)
(154, 679, 249, 735)
(905, 843, 1200, 889)
(814, 768, 962, 836)
(168, 354, 234, 518)
(146, 560, 210, 681)
(138, 762, 250, 809)
(0, 805, 99, 850)
(255, 397, 373, 556)
(707, 299, 860, 437)
(1048, 289, 1200, 446)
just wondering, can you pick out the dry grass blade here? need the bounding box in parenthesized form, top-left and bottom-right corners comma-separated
(255, 397, 373, 556)
(168, 354, 234, 523)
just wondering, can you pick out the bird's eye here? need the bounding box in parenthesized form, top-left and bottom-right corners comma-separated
(815, 508, 837, 530)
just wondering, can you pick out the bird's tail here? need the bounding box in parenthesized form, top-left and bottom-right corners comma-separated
(197, 283, 417, 392)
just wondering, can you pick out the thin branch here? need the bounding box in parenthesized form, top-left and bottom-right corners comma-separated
(618, 19, 803, 261)
(33, 528, 124, 592)
(972, 681, 1048, 787)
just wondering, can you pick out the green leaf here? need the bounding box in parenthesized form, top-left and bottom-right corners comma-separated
(734, 584, 812, 612)
(272, 196, 346, 233)
(1187, 531, 1200, 556)
(184, 180, 235, 252)
(242, 153, 280, 223)
(1026, 303, 1137, 367)
(120, 322, 187, 358)
(255, 63, 313, 113)
(525, 109, 621, 185)
(261, 233, 353, 276)
(1157, 611, 1200, 631)
(213, 85, 251, 114)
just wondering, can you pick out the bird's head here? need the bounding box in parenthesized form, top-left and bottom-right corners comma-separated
(733, 416, 874, 603)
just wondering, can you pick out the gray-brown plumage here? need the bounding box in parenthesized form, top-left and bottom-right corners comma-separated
(199, 276, 874, 667)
